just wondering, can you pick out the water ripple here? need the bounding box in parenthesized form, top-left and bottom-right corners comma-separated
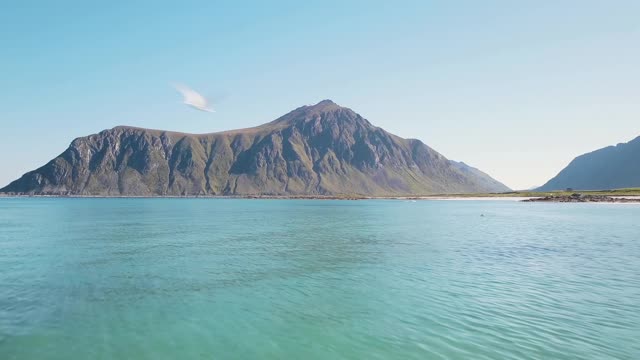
(0, 199, 639, 359)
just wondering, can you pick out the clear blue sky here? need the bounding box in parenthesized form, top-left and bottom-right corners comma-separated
(1, 0, 639, 190)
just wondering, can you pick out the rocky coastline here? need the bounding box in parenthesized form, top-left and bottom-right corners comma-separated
(523, 193, 640, 203)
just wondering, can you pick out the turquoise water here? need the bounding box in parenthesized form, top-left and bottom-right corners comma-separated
(1, 199, 639, 359)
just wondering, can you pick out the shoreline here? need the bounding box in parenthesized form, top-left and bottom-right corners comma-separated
(2, 194, 640, 203)
(523, 194, 640, 203)
(0, 194, 524, 200)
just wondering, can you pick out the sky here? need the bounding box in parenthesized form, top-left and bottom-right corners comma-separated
(1, 0, 639, 190)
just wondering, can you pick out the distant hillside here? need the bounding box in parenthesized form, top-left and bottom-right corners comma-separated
(449, 161, 510, 194)
(538, 136, 640, 191)
(1, 100, 510, 196)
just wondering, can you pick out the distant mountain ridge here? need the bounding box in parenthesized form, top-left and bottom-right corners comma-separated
(538, 136, 640, 191)
(1, 100, 510, 196)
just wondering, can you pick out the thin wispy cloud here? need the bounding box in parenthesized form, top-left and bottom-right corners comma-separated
(172, 83, 215, 112)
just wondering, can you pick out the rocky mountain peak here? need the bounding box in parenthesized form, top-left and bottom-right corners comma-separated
(305, 99, 341, 111)
(1, 101, 510, 196)
(269, 99, 366, 128)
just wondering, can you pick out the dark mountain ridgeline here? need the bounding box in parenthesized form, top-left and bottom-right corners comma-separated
(537, 136, 640, 191)
(1, 100, 510, 196)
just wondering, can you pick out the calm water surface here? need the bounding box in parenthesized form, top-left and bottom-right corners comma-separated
(1, 199, 639, 359)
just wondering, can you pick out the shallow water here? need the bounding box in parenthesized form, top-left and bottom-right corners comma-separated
(1, 198, 639, 359)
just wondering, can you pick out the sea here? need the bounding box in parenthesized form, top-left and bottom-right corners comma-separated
(1, 198, 639, 359)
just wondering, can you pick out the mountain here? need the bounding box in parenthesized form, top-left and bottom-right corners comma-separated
(1, 100, 510, 196)
(448, 161, 511, 194)
(538, 136, 640, 191)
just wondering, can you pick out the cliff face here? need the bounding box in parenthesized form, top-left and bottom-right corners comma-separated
(538, 136, 640, 191)
(1, 100, 510, 196)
